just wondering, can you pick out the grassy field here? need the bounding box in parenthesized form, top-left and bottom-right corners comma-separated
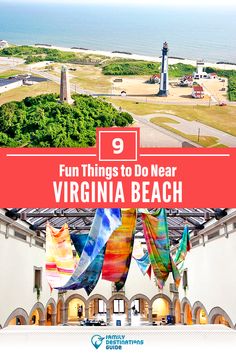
(152, 116, 180, 124)
(102, 60, 195, 78)
(0, 70, 24, 78)
(44, 64, 112, 94)
(109, 98, 236, 136)
(70, 66, 112, 93)
(102, 60, 161, 75)
(0, 45, 109, 65)
(150, 117, 223, 147)
(0, 81, 59, 106)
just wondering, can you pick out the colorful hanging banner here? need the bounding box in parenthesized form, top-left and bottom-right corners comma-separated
(102, 208, 136, 291)
(70, 233, 106, 295)
(133, 251, 151, 277)
(45, 223, 75, 289)
(174, 225, 191, 272)
(142, 209, 181, 288)
(57, 208, 121, 290)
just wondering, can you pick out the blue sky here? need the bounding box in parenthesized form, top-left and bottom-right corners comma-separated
(1, 0, 235, 6)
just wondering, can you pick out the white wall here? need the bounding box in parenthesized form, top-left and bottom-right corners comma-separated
(0, 80, 23, 94)
(178, 209, 236, 326)
(65, 277, 113, 301)
(0, 210, 58, 327)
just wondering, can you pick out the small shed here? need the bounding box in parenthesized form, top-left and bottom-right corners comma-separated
(192, 85, 204, 99)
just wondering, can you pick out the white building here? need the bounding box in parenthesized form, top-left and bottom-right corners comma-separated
(0, 77, 23, 94)
(0, 208, 235, 329)
(193, 60, 209, 80)
(0, 75, 47, 94)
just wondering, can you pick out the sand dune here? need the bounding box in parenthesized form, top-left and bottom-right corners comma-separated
(34, 44, 236, 71)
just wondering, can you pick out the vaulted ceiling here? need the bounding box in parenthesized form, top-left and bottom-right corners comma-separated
(5, 208, 227, 245)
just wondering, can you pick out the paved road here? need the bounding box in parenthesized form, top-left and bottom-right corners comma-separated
(0, 57, 25, 73)
(123, 112, 200, 148)
(153, 113, 236, 147)
(131, 111, 236, 147)
(0, 57, 25, 66)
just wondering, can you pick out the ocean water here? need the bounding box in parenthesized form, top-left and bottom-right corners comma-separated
(0, 3, 236, 63)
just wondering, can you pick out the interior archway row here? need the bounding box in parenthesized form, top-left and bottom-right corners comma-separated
(173, 296, 235, 329)
(3, 297, 63, 327)
(3, 294, 235, 329)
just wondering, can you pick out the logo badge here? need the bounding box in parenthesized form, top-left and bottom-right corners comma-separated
(91, 335, 105, 349)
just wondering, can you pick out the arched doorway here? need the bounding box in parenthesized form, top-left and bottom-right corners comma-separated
(88, 295, 108, 323)
(209, 307, 234, 328)
(129, 295, 151, 326)
(46, 304, 53, 325)
(196, 308, 208, 324)
(57, 299, 63, 325)
(67, 298, 86, 323)
(29, 310, 41, 325)
(152, 297, 170, 323)
(192, 302, 208, 325)
(213, 315, 231, 327)
(174, 299, 181, 324)
(151, 295, 172, 324)
(109, 295, 129, 326)
(183, 303, 192, 325)
(8, 317, 24, 325)
(4, 308, 28, 327)
(45, 299, 56, 326)
(29, 303, 45, 325)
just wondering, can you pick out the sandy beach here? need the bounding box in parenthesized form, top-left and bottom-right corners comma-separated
(34, 44, 236, 71)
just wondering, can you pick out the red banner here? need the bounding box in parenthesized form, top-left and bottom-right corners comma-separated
(0, 128, 235, 207)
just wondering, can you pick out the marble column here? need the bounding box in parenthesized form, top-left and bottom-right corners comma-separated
(64, 306, 68, 324)
(85, 307, 89, 320)
(128, 308, 132, 325)
(51, 313, 57, 326)
(148, 307, 153, 324)
(106, 307, 111, 325)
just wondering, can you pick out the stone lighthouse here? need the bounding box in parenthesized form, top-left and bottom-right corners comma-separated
(60, 65, 73, 104)
(157, 42, 169, 97)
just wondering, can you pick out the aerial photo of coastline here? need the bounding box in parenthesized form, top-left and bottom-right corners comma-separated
(0, 0, 236, 147)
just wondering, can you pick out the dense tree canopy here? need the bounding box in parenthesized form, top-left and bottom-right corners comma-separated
(0, 94, 133, 147)
(102, 61, 161, 75)
(102, 61, 197, 77)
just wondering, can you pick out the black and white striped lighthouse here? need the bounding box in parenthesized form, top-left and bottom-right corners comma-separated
(157, 41, 169, 97)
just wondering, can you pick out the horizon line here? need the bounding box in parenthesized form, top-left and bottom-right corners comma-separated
(1, 1, 236, 7)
